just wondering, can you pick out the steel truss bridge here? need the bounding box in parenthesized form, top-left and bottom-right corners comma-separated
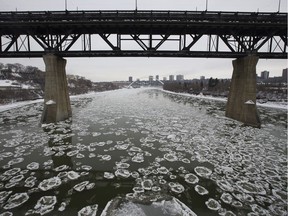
(0, 10, 287, 58)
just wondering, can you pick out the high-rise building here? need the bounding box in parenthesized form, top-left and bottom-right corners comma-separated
(176, 75, 184, 81)
(260, 71, 269, 80)
(129, 76, 133, 82)
(200, 76, 205, 80)
(282, 68, 288, 81)
(156, 75, 159, 81)
(169, 75, 174, 81)
(149, 76, 153, 82)
(163, 77, 167, 81)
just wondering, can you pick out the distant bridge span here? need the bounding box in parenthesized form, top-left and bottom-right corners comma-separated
(0, 10, 287, 58)
(0, 10, 287, 127)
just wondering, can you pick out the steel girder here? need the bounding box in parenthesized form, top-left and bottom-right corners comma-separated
(0, 10, 287, 58)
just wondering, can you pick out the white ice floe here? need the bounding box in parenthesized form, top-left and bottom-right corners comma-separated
(194, 166, 213, 178)
(184, 173, 199, 184)
(141, 179, 153, 190)
(67, 171, 80, 180)
(205, 198, 221, 211)
(115, 169, 131, 178)
(104, 172, 115, 179)
(3, 193, 29, 210)
(78, 204, 98, 216)
(194, 185, 209, 195)
(100, 196, 197, 216)
(38, 177, 62, 191)
(34, 196, 57, 215)
(236, 181, 266, 195)
(73, 181, 90, 192)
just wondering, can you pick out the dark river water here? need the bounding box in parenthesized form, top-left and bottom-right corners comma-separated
(0, 88, 287, 215)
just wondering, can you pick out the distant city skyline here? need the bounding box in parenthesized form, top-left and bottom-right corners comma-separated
(0, 0, 287, 82)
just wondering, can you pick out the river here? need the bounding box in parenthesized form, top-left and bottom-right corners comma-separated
(0, 88, 287, 215)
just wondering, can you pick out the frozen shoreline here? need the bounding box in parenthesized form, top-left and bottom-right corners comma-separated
(162, 89, 288, 110)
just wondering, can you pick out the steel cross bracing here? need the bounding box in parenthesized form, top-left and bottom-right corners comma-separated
(0, 10, 287, 58)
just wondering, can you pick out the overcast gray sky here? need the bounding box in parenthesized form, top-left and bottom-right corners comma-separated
(0, 0, 287, 81)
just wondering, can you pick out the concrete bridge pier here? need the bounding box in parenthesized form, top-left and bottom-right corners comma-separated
(225, 55, 261, 128)
(41, 54, 72, 123)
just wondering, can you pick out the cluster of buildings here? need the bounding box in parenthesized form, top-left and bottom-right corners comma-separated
(257, 68, 287, 83)
(128, 74, 185, 83)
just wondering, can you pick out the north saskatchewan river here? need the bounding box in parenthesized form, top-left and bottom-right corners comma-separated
(0, 88, 287, 215)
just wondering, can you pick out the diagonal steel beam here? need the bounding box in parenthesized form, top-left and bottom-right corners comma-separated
(131, 34, 148, 51)
(219, 35, 236, 52)
(183, 34, 202, 51)
(4, 35, 19, 52)
(64, 34, 81, 51)
(99, 34, 120, 51)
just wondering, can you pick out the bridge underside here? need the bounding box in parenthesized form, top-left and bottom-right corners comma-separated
(0, 10, 287, 59)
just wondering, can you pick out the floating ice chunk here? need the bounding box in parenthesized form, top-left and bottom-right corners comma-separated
(81, 165, 92, 171)
(220, 193, 233, 204)
(92, 132, 101, 137)
(141, 179, 153, 190)
(195, 185, 209, 195)
(133, 187, 144, 193)
(101, 196, 197, 216)
(132, 154, 144, 163)
(194, 166, 212, 178)
(220, 166, 233, 173)
(116, 144, 129, 150)
(272, 189, 287, 201)
(216, 180, 234, 192)
(67, 150, 79, 157)
(104, 172, 115, 179)
(0, 211, 13, 216)
(54, 165, 69, 172)
(115, 162, 130, 169)
(205, 198, 221, 211)
(3, 193, 29, 209)
(250, 204, 269, 215)
(164, 153, 178, 162)
(34, 196, 57, 215)
(73, 181, 89, 192)
(9, 174, 24, 183)
(184, 173, 199, 184)
(101, 155, 112, 161)
(86, 183, 95, 190)
(157, 166, 169, 174)
(129, 147, 142, 152)
(67, 171, 80, 180)
(78, 204, 98, 216)
(170, 182, 185, 194)
(8, 158, 24, 165)
(46, 100, 56, 105)
(181, 158, 191, 164)
(115, 169, 131, 178)
(0, 191, 12, 203)
(38, 177, 61, 191)
(231, 200, 243, 208)
(236, 181, 266, 195)
(3, 168, 21, 176)
(26, 162, 40, 170)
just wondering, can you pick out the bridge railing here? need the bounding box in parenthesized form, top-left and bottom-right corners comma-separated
(0, 10, 286, 24)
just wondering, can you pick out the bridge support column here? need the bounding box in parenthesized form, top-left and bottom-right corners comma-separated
(41, 54, 72, 123)
(225, 55, 261, 128)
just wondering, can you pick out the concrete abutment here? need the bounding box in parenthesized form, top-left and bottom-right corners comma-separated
(41, 54, 72, 123)
(226, 55, 261, 128)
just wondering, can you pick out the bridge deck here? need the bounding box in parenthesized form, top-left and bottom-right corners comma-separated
(0, 10, 287, 58)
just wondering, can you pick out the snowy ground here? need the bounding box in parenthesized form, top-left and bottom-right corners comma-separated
(0, 88, 287, 216)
